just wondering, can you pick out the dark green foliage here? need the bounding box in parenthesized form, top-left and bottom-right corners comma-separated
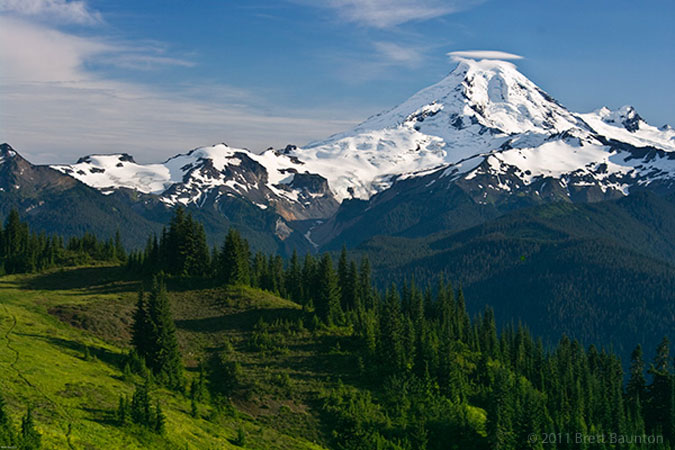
(131, 290, 150, 360)
(117, 395, 130, 425)
(378, 287, 407, 374)
(249, 319, 289, 355)
(0, 208, 124, 275)
(118, 384, 165, 434)
(130, 277, 184, 391)
(190, 362, 208, 404)
(207, 351, 242, 401)
(216, 228, 250, 285)
(0, 398, 45, 450)
(315, 254, 343, 325)
(130, 383, 152, 426)
(69, 204, 675, 449)
(285, 249, 302, 303)
(646, 338, 675, 442)
(319, 270, 675, 450)
(352, 194, 675, 360)
(627, 344, 647, 424)
(234, 425, 246, 447)
(0, 394, 17, 448)
(154, 401, 166, 435)
(20, 406, 41, 450)
(129, 207, 210, 278)
(190, 396, 198, 418)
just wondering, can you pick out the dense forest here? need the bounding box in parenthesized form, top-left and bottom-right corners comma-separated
(1, 208, 674, 449)
(0, 209, 125, 274)
(343, 193, 675, 361)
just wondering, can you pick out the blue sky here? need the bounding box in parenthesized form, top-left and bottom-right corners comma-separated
(0, 0, 673, 163)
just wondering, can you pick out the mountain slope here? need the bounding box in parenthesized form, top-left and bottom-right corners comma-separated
(0, 267, 330, 449)
(52, 144, 338, 222)
(291, 58, 674, 204)
(350, 191, 675, 356)
(0, 143, 162, 247)
(292, 58, 674, 248)
(0, 143, 321, 253)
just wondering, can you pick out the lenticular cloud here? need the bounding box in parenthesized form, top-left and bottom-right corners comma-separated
(447, 50, 523, 61)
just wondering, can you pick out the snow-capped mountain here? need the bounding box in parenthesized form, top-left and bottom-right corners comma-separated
(52, 144, 337, 222)
(291, 58, 592, 200)
(290, 58, 674, 203)
(38, 56, 675, 249)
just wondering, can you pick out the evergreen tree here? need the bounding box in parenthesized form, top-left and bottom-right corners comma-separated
(627, 344, 647, 424)
(379, 287, 406, 374)
(315, 254, 342, 325)
(20, 406, 41, 450)
(342, 261, 360, 313)
(130, 383, 152, 426)
(337, 246, 350, 310)
(359, 257, 374, 310)
(0, 394, 17, 448)
(116, 396, 130, 425)
(301, 253, 317, 309)
(154, 401, 165, 434)
(218, 229, 250, 285)
(285, 249, 303, 304)
(145, 277, 184, 390)
(114, 230, 126, 262)
(486, 369, 515, 449)
(647, 337, 674, 442)
(131, 288, 150, 360)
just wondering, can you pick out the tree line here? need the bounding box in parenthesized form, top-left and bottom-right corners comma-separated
(0, 209, 126, 275)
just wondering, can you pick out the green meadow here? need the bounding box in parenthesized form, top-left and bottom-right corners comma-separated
(0, 266, 330, 449)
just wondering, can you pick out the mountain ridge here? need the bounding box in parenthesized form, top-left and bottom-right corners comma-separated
(3, 57, 675, 251)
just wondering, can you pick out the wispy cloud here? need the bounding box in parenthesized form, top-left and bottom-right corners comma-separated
(0, 16, 357, 163)
(297, 0, 484, 28)
(448, 50, 523, 61)
(373, 41, 424, 66)
(96, 51, 197, 71)
(317, 40, 430, 84)
(0, 0, 102, 25)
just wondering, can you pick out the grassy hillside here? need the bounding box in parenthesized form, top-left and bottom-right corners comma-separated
(0, 266, 331, 449)
(2, 264, 673, 449)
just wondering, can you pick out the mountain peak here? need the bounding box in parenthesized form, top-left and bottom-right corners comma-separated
(295, 59, 593, 200)
(76, 153, 137, 165)
(0, 143, 18, 157)
(596, 105, 643, 132)
(333, 57, 580, 139)
(0, 143, 20, 165)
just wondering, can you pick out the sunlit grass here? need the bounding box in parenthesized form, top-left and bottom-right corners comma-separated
(0, 268, 325, 449)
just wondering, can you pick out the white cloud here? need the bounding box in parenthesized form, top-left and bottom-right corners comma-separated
(0, 0, 101, 25)
(0, 17, 357, 164)
(98, 53, 197, 71)
(447, 50, 524, 61)
(373, 41, 423, 66)
(297, 0, 484, 28)
(0, 18, 109, 82)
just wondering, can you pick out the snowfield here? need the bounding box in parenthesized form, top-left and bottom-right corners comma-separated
(52, 57, 675, 210)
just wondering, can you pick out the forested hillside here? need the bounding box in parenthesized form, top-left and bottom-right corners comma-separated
(1, 209, 673, 449)
(350, 192, 675, 359)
